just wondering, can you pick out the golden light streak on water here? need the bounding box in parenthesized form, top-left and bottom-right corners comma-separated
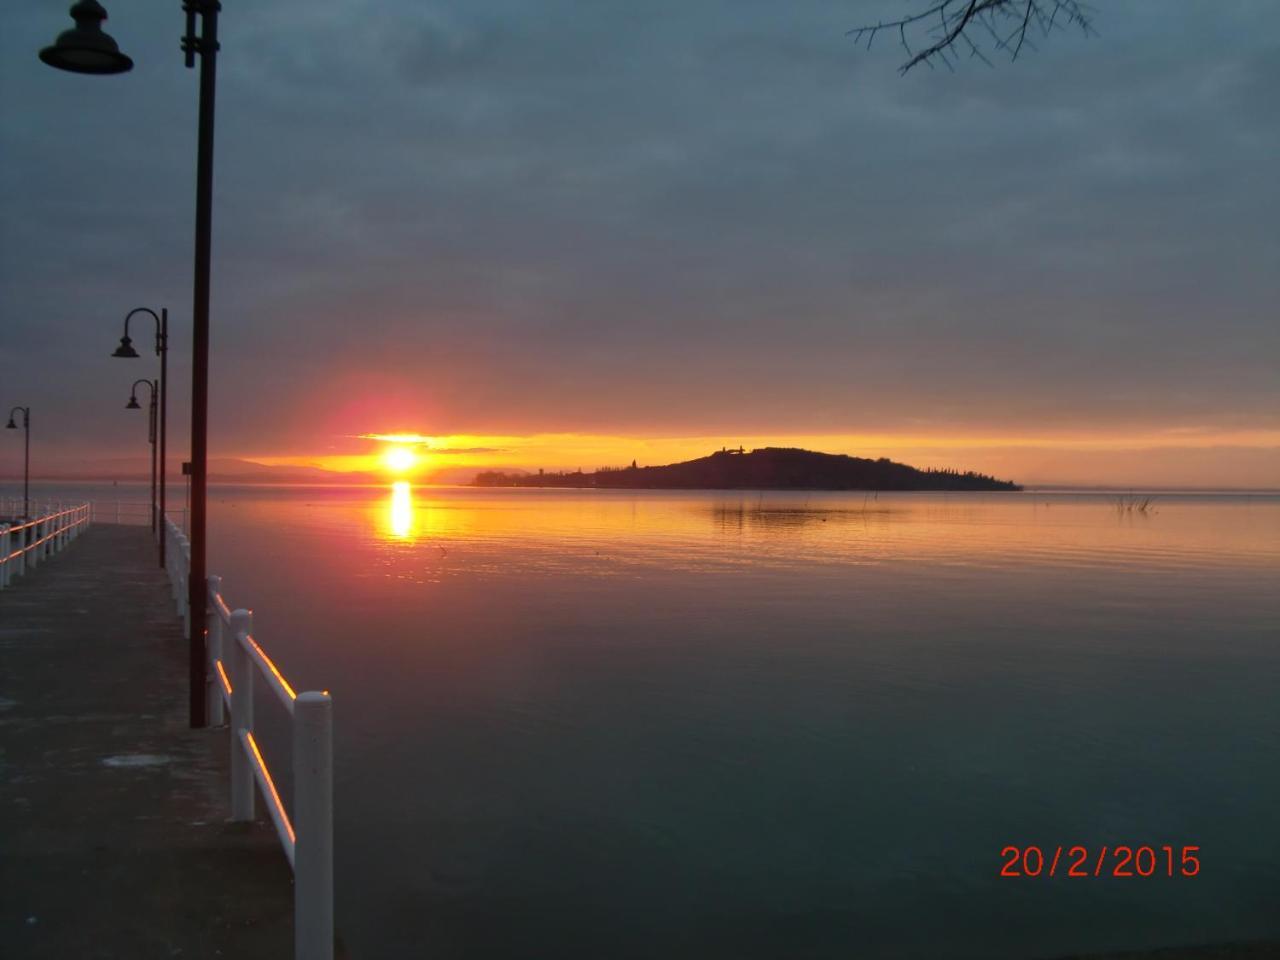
(389, 481, 414, 540)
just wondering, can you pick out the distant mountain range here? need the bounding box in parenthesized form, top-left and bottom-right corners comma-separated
(474, 447, 1021, 491)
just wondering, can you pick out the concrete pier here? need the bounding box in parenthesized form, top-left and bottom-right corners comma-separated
(0, 525, 295, 959)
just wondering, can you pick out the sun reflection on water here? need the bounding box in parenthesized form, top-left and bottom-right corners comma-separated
(388, 481, 414, 539)
(350, 487, 1280, 573)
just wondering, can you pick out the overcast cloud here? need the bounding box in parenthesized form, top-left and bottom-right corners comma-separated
(2, 1, 1277, 478)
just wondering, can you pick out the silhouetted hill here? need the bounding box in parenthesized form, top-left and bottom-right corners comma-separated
(475, 447, 1020, 491)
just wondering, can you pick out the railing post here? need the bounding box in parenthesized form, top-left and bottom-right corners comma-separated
(173, 531, 189, 623)
(294, 691, 334, 960)
(1, 524, 9, 589)
(207, 575, 226, 726)
(228, 608, 255, 821)
(175, 536, 183, 610)
(181, 538, 192, 639)
(168, 524, 180, 602)
(30, 520, 41, 569)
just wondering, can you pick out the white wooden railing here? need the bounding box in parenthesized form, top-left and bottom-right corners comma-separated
(163, 515, 334, 960)
(1, 497, 187, 532)
(165, 513, 193, 638)
(0, 503, 91, 589)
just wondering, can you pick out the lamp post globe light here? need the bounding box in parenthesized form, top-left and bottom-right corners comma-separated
(5, 407, 31, 519)
(113, 307, 169, 567)
(41, 1, 220, 728)
(126, 379, 160, 539)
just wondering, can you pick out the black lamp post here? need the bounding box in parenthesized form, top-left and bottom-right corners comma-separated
(126, 379, 159, 538)
(42, 0, 219, 728)
(5, 407, 31, 519)
(113, 307, 168, 567)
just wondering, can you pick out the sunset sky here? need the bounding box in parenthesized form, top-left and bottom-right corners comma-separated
(2, 1, 1276, 488)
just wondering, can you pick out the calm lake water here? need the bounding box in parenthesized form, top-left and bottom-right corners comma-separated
(10, 483, 1280, 958)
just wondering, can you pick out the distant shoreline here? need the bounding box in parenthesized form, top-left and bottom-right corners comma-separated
(4, 478, 1278, 496)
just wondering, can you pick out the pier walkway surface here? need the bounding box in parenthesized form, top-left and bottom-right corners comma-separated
(1, 524, 294, 959)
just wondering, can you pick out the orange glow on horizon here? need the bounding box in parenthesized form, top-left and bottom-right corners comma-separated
(244, 426, 1280, 489)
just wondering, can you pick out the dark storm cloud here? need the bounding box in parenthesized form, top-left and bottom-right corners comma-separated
(2, 0, 1277, 459)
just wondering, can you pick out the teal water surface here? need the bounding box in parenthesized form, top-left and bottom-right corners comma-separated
(10, 483, 1280, 958)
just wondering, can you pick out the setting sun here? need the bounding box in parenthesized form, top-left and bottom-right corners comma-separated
(383, 445, 417, 474)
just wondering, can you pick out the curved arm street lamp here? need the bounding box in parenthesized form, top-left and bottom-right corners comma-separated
(43, 1, 221, 728)
(113, 307, 168, 566)
(126, 379, 159, 537)
(5, 406, 31, 520)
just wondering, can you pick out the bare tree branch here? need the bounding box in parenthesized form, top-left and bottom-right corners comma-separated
(846, 0, 1096, 74)
(1012, 0, 1036, 59)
